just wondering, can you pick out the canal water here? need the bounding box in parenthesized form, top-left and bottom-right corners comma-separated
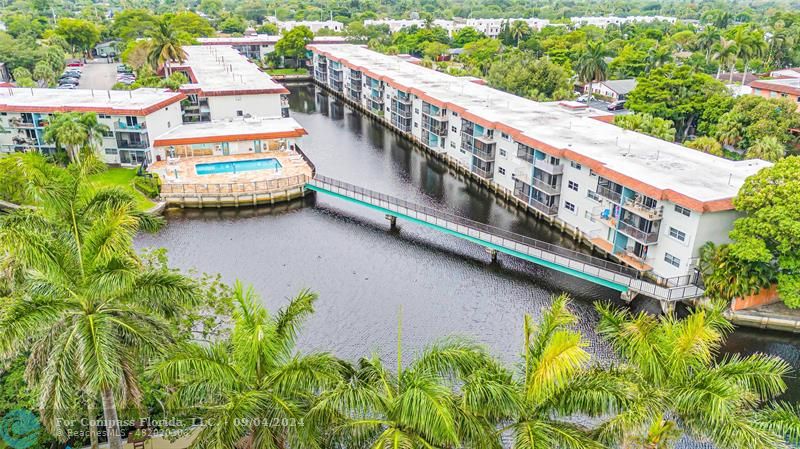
(135, 84, 800, 402)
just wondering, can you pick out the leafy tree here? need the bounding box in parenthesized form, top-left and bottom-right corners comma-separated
(167, 11, 216, 38)
(685, 136, 723, 156)
(275, 26, 314, 68)
(11, 67, 32, 82)
(609, 44, 648, 77)
(575, 41, 609, 101)
(614, 113, 677, 142)
(4, 14, 49, 40)
(422, 41, 449, 60)
(715, 96, 800, 151)
(111, 9, 158, 41)
(730, 157, 800, 308)
(460, 38, 501, 75)
(32, 61, 55, 87)
(452, 26, 484, 47)
(198, 0, 223, 17)
(626, 64, 727, 140)
(237, 1, 270, 23)
(218, 16, 248, 34)
(698, 242, 773, 302)
(596, 303, 800, 448)
(487, 50, 571, 100)
(121, 40, 152, 72)
(156, 282, 342, 448)
(747, 136, 785, 162)
(54, 18, 100, 56)
(462, 294, 633, 448)
(43, 113, 108, 163)
(257, 22, 279, 35)
(696, 93, 735, 137)
(0, 158, 198, 449)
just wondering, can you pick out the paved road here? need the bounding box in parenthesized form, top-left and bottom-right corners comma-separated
(78, 61, 118, 90)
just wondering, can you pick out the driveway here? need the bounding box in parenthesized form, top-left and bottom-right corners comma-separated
(78, 60, 118, 90)
(586, 98, 630, 115)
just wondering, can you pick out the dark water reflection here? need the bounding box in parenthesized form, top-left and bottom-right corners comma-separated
(135, 84, 799, 403)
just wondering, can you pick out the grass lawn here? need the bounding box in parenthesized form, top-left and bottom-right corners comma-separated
(266, 68, 309, 75)
(89, 168, 155, 211)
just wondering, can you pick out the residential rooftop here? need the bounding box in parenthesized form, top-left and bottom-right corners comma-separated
(152, 116, 306, 146)
(600, 79, 637, 95)
(0, 87, 184, 115)
(751, 77, 800, 95)
(310, 44, 770, 210)
(177, 45, 288, 96)
(197, 35, 346, 46)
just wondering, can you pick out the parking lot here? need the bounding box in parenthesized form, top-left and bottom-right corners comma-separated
(77, 61, 118, 90)
(584, 98, 630, 115)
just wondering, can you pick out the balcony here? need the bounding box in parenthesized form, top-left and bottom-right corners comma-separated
(529, 197, 559, 216)
(530, 177, 561, 196)
(597, 185, 622, 203)
(422, 119, 447, 136)
(534, 158, 563, 175)
(617, 220, 659, 244)
(9, 118, 34, 128)
(470, 164, 493, 179)
(422, 103, 446, 117)
(115, 121, 147, 132)
(116, 140, 149, 149)
(623, 198, 663, 221)
(473, 133, 495, 144)
(461, 139, 495, 161)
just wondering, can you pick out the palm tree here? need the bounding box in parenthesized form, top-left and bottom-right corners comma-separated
(0, 158, 198, 449)
(146, 18, 187, 72)
(696, 26, 721, 63)
(509, 20, 532, 46)
(595, 303, 800, 449)
(461, 294, 634, 448)
(575, 41, 609, 101)
(307, 322, 500, 447)
(43, 112, 89, 163)
(155, 282, 344, 449)
(645, 45, 673, 72)
(712, 37, 738, 79)
(79, 113, 110, 152)
(748, 135, 785, 162)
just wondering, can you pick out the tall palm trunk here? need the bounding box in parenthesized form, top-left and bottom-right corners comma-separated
(87, 397, 99, 449)
(101, 387, 123, 449)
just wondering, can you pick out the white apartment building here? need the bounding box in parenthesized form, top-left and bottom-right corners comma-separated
(265, 17, 344, 33)
(570, 15, 677, 28)
(309, 44, 770, 279)
(363, 18, 550, 39)
(197, 36, 347, 61)
(0, 45, 306, 167)
(0, 88, 184, 165)
(172, 45, 292, 122)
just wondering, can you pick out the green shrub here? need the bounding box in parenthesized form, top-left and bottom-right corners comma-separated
(134, 175, 160, 199)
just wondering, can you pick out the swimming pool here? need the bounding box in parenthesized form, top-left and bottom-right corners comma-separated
(195, 158, 282, 175)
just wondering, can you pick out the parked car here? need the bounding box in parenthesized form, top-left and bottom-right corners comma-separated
(577, 94, 593, 103)
(59, 77, 80, 85)
(66, 60, 84, 68)
(57, 83, 78, 89)
(607, 100, 626, 111)
(63, 71, 81, 78)
(116, 64, 132, 74)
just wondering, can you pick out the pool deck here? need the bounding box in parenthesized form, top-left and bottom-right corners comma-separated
(150, 151, 313, 186)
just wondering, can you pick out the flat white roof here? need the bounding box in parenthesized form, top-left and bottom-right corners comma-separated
(152, 116, 306, 146)
(0, 87, 183, 115)
(312, 45, 770, 205)
(178, 46, 286, 95)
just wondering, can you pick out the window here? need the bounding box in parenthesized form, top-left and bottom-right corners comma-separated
(102, 129, 113, 137)
(568, 181, 579, 191)
(587, 190, 601, 202)
(570, 161, 582, 170)
(452, 112, 459, 117)
(460, 149, 466, 154)
(414, 122, 418, 128)
(498, 167, 506, 175)
(669, 227, 686, 242)
(451, 126, 457, 133)
(564, 201, 576, 213)
(501, 132, 510, 140)
(414, 108, 419, 114)
(236, 110, 243, 117)
(450, 142, 456, 148)
(664, 253, 681, 268)
(104, 148, 118, 155)
(589, 169, 597, 177)
(98, 114, 110, 119)
(499, 148, 507, 157)
(674, 205, 691, 217)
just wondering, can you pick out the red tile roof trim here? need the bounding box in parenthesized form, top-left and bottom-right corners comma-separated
(153, 129, 307, 147)
(750, 80, 800, 96)
(0, 93, 186, 116)
(308, 45, 738, 213)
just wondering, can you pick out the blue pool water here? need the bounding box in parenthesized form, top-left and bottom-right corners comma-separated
(195, 158, 282, 175)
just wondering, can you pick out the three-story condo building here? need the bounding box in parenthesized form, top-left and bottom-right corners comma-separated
(308, 44, 771, 279)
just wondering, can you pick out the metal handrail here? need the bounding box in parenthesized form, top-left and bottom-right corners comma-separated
(294, 145, 316, 177)
(160, 174, 308, 196)
(307, 174, 705, 301)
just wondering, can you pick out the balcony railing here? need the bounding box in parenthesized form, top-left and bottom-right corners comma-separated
(597, 185, 622, 203)
(534, 158, 563, 175)
(117, 141, 149, 149)
(529, 197, 559, 216)
(623, 198, 663, 221)
(470, 165, 493, 179)
(530, 177, 561, 196)
(115, 121, 147, 131)
(617, 220, 659, 244)
(9, 118, 35, 128)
